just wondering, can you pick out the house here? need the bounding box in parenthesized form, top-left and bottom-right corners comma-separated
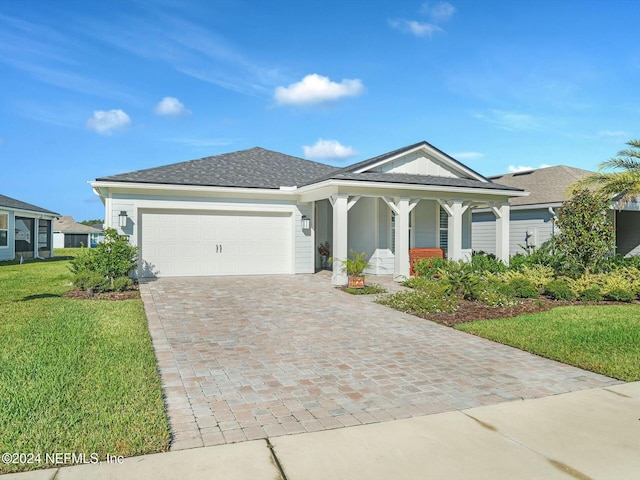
(53, 216, 104, 248)
(0, 194, 58, 261)
(90, 142, 528, 284)
(471, 165, 640, 257)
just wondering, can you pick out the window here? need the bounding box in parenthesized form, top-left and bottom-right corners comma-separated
(438, 206, 448, 254)
(0, 213, 7, 248)
(390, 211, 413, 254)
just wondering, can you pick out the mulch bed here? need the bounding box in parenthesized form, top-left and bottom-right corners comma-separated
(62, 285, 140, 301)
(423, 297, 636, 327)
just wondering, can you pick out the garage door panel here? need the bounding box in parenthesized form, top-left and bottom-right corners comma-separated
(141, 211, 291, 277)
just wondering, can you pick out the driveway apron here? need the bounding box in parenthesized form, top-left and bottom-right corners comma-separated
(140, 273, 619, 450)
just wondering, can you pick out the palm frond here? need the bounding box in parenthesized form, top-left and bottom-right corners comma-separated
(599, 157, 640, 172)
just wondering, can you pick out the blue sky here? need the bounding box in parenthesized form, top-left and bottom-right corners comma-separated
(1, 0, 639, 221)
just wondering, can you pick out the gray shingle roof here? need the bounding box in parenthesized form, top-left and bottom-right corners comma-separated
(0, 194, 58, 215)
(95, 143, 523, 194)
(96, 147, 339, 189)
(54, 216, 103, 234)
(489, 165, 593, 206)
(328, 172, 523, 191)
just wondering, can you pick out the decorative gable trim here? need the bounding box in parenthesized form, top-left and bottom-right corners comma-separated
(352, 142, 488, 183)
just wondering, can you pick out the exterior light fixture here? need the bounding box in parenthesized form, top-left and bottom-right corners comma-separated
(118, 211, 128, 228)
(301, 215, 310, 230)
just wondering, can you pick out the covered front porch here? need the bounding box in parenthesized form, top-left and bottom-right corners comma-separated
(312, 192, 512, 286)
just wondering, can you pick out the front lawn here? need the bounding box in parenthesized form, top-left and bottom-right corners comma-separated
(456, 305, 640, 382)
(0, 257, 169, 473)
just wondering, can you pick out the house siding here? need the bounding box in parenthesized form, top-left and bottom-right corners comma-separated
(0, 210, 15, 261)
(472, 208, 555, 257)
(295, 203, 314, 274)
(370, 151, 459, 177)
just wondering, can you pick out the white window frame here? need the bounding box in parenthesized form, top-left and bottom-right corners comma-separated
(0, 212, 8, 248)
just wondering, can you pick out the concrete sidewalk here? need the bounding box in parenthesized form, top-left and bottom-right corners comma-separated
(5, 382, 639, 480)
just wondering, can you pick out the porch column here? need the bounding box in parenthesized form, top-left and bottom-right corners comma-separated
(492, 202, 510, 265)
(33, 217, 39, 258)
(441, 200, 466, 261)
(394, 197, 410, 280)
(331, 194, 349, 286)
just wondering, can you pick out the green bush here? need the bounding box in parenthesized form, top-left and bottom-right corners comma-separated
(579, 286, 603, 302)
(413, 257, 448, 278)
(508, 277, 539, 298)
(606, 288, 636, 303)
(437, 260, 480, 300)
(377, 280, 457, 314)
(471, 252, 507, 274)
(73, 271, 111, 293)
(69, 228, 138, 292)
(112, 276, 134, 292)
(544, 279, 576, 301)
(474, 281, 518, 307)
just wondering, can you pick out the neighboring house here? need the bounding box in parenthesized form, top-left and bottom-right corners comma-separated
(0, 194, 58, 261)
(91, 142, 527, 284)
(472, 165, 640, 257)
(53, 216, 104, 248)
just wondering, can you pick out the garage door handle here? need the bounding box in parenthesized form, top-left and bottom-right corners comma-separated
(216, 245, 218, 253)
(219, 244, 222, 253)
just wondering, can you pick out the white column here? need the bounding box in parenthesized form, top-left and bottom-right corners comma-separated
(447, 200, 464, 261)
(394, 197, 410, 280)
(331, 194, 349, 286)
(494, 202, 510, 265)
(33, 217, 39, 258)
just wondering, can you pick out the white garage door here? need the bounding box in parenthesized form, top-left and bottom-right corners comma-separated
(140, 210, 292, 277)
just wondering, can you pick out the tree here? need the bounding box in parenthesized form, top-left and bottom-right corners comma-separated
(574, 140, 640, 205)
(554, 189, 615, 275)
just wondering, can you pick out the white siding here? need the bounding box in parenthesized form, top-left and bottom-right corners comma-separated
(414, 200, 437, 247)
(371, 151, 459, 177)
(0, 210, 14, 261)
(347, 197, 377, 259)
(295, 203, 314, 274)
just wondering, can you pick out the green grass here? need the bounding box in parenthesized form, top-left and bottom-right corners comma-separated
(0, 257, 169, 473)
(456, 305, 640, 382)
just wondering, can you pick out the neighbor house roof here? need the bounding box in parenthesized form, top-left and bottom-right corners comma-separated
(489, 165, 593, 206)
(0, 194, 58, 215)
(96, 144, 524, 194)
(54, 216, 103, 234)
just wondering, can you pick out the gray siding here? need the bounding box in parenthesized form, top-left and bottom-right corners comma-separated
(472, 208, 556, 257)
(616, 210, 640, 257)
(0, 210, 15, 261)
(414, 200, 437, 247)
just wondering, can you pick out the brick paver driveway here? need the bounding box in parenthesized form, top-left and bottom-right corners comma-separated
(140, 273, 618, 450)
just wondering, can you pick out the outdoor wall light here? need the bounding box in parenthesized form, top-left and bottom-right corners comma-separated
(301, 215, 310, 230)
(118, 211, 128, 228)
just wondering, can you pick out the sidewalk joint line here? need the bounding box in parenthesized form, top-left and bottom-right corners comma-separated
(266, 438, 288, 480)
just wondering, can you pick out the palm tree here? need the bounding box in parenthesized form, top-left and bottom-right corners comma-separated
(574, 140, 640, 205)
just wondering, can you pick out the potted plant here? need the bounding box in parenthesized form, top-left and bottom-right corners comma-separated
(317, 241, 330, 269)
(342, 250, 371, 289)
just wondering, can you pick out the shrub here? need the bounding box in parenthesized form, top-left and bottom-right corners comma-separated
(73, 271, 111, 294)
(413, 257, 448, 278)
(578, 286, 603, 302)
(471, 252, 507, 274)
(606, 288, 636, 303)
(599, 268, 640, 299)
(112, 276, 134, 292)
(437, 260, 480, 300)
(508, 278, 539, 298)
(474, 281, 519, 307)
(502, 265, 553, 293)
(69, 228, 138, 292)
(377, 281, 458, 314)
(544, 279, 576, 301)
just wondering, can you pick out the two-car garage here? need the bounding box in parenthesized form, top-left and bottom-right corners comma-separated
(139, 210, 293, 277)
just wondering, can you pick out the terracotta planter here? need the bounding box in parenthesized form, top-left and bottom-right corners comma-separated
(348, 275, 365, 289)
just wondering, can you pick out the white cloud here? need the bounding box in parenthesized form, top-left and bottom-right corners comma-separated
(389, 19, 442, 37)
(274, 74, 364, 106)
(452, 151, 484, 160)
(598, 129, 627, 138)
(154, 97, 190, 116)
(421, 2, 457, 22)
(474, 110, 542, 131)
(303, 139, 358, 160)
(86, 109, 131, 135)
(508, 163, 551, 173)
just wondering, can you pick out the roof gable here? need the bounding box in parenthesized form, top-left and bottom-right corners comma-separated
(0, 194, 58, 215)
(54, 216, 103, 233)
(489, 165, 593, 206)
(345, 141, 489, 182)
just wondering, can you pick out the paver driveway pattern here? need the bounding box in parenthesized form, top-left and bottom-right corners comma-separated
(140, 273, 619, 450)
